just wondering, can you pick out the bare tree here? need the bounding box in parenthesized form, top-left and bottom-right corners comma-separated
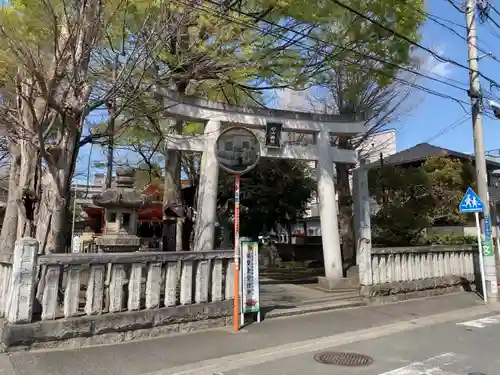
(0, 0, 180, 253)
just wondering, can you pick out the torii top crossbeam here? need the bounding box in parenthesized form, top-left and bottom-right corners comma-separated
(159, 90, 366, 164)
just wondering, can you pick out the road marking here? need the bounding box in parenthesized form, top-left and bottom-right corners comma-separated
(457, 313, 500, 328)
(149, 305, 500, 375)
(377, 353, 462, 374)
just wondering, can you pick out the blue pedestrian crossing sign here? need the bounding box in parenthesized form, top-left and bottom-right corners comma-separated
(459, 187, 484, 213)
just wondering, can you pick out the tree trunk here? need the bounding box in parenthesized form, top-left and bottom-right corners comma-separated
(35, 171, 68, 254)
(35, 127, 78, 254)
(16, 139, 39, 240)
(163, 120, 184, 251)
(336, 161, 355, 267)
(0, 147, 21, 254)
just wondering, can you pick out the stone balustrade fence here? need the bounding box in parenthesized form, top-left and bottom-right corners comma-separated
(360, 245, 478, 297)
(0, 237, 235, 349)
(0, 253, 12, 318)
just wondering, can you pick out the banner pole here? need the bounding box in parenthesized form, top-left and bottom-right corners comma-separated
(233, 175, 241, 332)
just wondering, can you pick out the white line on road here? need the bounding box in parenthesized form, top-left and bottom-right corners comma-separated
(150, 304, 500, 375)
(377, 353, 462, 375)
(457, 313, 500, 328)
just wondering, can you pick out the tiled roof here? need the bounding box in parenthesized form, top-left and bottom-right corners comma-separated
(368, 143, 500, 170)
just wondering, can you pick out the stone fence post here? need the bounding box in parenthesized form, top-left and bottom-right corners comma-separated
(5, 237, 38, 324)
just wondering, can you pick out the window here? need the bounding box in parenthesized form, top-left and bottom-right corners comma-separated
(242, 141, 250, 149)
(109, 212, 117, 222)
(225, 141, 233, 151)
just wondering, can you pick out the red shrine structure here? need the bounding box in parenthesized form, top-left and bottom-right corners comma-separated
(80, 182, 192, 239)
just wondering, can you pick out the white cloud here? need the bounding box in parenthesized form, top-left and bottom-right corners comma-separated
(273, 88, 314, 112)
(421, 46, 452, 78)
(270, 87, 334, 114)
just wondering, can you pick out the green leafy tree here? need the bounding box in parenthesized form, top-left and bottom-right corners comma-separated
(369, 156, 477, 246)
(368, 165, 433, 246)
(217, 160, 315, 241)
(423, 156, 475, 226)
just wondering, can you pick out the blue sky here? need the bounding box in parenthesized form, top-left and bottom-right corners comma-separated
(76, 1, 500, 182)
(397, 0, 500, 153)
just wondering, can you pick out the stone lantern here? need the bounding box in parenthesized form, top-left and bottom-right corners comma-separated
(92, 167, 151, 252)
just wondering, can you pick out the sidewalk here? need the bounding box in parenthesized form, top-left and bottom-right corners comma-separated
(3, 293, 489, 375)
(258, 277, 363, 318)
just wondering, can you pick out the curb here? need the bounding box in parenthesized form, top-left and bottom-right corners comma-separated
(263, 299, 367, 319)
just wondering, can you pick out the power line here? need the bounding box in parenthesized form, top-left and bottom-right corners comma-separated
(423, 115, 471, 143)
(419, 7, 500, 66)
(445, 0, 466, 13)
(328, 0, 500, 88)
(193, 0, 471, 108)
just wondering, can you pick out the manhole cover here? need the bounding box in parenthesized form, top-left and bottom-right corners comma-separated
(313, 351, 374, 366)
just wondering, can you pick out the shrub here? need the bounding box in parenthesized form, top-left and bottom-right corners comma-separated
(419, 234, 477, 245)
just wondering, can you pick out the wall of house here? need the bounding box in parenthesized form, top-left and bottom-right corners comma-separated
(358, 129, 397, 164)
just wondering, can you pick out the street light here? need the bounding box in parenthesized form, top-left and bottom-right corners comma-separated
(488, 100, 500, 119)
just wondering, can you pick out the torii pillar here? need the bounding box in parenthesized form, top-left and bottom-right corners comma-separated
(192, 120, 221, 252)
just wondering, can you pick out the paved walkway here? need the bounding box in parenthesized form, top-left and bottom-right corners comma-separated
(1, 293, 491, 375)
(259, 277, 362, 317)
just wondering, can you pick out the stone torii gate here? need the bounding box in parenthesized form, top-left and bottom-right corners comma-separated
(161, 91, 365, 282)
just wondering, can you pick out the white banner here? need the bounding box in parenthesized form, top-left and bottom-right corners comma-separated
(242, 241, 260, 313)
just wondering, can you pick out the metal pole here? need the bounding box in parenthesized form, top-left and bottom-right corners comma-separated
(465, 0, 498, 300)
(475, 212, 487, 303)
(233, 175, 241, 332)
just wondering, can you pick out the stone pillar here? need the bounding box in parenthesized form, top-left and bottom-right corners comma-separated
(353, 161, 373, 290)
(193, 120, 221, 252)
(316, 130, 343, 281)
(6, 237, 38, 324)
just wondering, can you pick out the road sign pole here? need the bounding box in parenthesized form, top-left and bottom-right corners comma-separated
(475, 212, 488, 303)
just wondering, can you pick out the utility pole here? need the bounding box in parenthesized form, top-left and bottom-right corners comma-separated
(465, 0, 498, 300)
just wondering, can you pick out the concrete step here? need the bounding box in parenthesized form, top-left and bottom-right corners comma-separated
(318, 275, 360, 290)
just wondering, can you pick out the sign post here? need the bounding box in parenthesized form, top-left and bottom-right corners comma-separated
(241, 240, 261, 323)
(214, 126, 261, 332)
(459, 187, 487, 302)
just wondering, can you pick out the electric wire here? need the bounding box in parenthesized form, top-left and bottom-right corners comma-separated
(423, 115, 471, 143)
(411, 3, 500, 68)
(189, 0, 472, 111)
(327, 0, 500, 88)
(170, 0, 495, 147)
(206, 0, 500, 147)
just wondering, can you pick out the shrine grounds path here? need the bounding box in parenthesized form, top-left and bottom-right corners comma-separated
(1, 293, 498, 375)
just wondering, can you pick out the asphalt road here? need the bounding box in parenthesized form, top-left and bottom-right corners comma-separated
(2, 293, 499, 375)
(221, 311, 500, 375)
